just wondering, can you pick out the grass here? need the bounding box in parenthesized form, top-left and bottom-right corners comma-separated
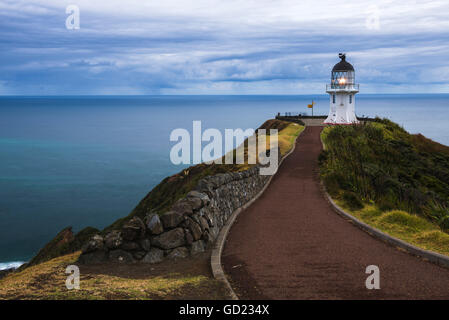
(336, 201, 449, 257)
(0, 251, 228, 300)
(278, 122, 304, 156)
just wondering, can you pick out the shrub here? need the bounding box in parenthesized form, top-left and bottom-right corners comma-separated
(380, 211, 433, 233)
(320, 119, 449, 233)
(342, 191, 364, 210)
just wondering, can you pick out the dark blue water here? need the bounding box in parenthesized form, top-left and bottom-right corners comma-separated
(0, 94, 448, 268)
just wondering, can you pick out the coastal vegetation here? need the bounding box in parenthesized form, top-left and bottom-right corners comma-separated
(320, 118, 449, 255)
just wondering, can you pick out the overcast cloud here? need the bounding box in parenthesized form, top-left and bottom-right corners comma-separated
(1, 0, 449, 94)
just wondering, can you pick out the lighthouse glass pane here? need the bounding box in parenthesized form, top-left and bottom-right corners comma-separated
(331, 71, 355, 89)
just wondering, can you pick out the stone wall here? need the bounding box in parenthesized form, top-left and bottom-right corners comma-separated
(78, 165, 271, 264)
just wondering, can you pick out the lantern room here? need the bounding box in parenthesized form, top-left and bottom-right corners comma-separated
(330, 53, 355, 89)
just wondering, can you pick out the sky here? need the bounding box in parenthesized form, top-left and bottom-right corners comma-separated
(1, 0, 449, 95)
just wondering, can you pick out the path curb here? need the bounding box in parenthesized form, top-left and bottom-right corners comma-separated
(320, 131, 449, 270)
(211, 127, 304, 300)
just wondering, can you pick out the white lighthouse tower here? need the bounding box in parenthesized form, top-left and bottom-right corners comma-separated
(324, 53, 359, 124)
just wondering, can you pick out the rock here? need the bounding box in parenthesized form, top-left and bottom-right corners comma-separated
(166, 247, 189, 260)
(120, 241, 140, 251)
(208, 226, 219, 242)
(193, 214, 209, 232)
(142, 248, 164, 264)
(140, 238, 151, 251)
(109, 249, 135, 263)
(82, 234, 104, 253)
(151, 228, 185, 250)
(122, 216, 145, 241)
(190, 240, 205, 255)
(145, 213, 163, 235)
(203, 211, 215, 227)
(186, 191, 210, 206)
(184, 229, 194, 245)
(104, 230, 122, 250)
(195, 179, 214, 193)
(160, 211, 184, 229)
(186, 197, 203, 210)
(171, 199, 194, 215)
(183, 218, 203, 241)
(78, 250, 108, 264)
(0, 268, 15, 280)
(203, 227, 219, 244)
(133, 251, 146, 260)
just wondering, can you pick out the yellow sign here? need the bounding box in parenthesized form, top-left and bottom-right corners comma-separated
(308, 100, 315, 108)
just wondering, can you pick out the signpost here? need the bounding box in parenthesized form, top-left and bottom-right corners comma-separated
(308, 100, 315, 116)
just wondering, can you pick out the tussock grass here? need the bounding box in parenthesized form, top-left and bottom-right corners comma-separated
(337, 202, 449, 257)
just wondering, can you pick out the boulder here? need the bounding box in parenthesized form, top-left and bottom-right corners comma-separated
(184, 229, 194, 245)
(140, 238, 151, 251)
(186, 197, 203, 210)
(151, 228, 185, 250)
(203, 228, 219, 244)
(78, 250, 108, 264)
(203, 211, 215, 227)
(182, 218, 202, 241)
(120, 241, 140, 251)
(186, 191, 210, 206)
(142, 248, 164, 264)
(133, 251, 146, 260)
(145, 213, 163, 235)
(109, 249, 135, 263)
(171, 199, 194, 215)
(104, 230, 122, 250)
(82, 234, 104, 253)
(193, 214, 209, 232)
(160, 211, 184, 229)
(195, 179, 214, 193)
(166, 247, 189, 260)
(122, 216, 145, 241)
(190, 240, 205, 255)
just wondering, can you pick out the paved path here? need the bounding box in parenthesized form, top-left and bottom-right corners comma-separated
(222, 126, 449, 299)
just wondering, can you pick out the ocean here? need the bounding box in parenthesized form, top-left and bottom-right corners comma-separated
(1, 94, 448, 269)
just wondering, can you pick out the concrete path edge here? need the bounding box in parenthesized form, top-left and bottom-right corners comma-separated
(210, 128, 304, 300)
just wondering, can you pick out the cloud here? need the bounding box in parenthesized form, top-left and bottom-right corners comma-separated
(1, 0, 449, 94)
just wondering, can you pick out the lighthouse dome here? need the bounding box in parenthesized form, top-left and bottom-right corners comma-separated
(332, 53, 354, 72)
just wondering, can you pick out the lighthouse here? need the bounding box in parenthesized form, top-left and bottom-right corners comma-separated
(324, 53, 359, 124)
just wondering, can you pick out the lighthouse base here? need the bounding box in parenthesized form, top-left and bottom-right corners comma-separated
(325, 92, 359, 125)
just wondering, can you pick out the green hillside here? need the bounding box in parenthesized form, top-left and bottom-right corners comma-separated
(320, 118, 449, 255)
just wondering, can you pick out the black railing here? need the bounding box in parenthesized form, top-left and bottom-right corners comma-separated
(326, 83, 359, 91)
